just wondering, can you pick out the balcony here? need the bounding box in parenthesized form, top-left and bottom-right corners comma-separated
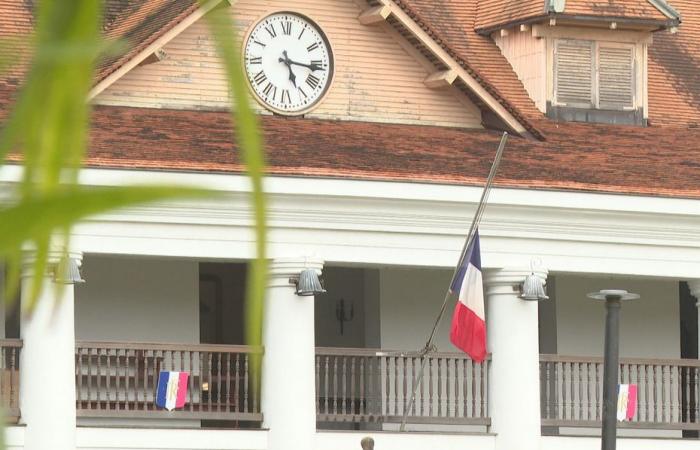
(0, 339, 698, 437)
(540, 354, 700, 433)
(74, 342, 263, 422)
(315, 347, 489, 427)
(0, 339, 21, 423)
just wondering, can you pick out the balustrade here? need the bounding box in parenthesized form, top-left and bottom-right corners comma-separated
(75, 341, 263, 421)
(0, 339, 21, 422)
(540, 354, 700, 431)
(315, 347, 490, 426)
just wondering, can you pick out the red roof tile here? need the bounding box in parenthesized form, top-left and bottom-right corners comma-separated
(475, 0, 674, 32)
(95, 0, 199, 85)
(476, 0, 545, 31)
(26, 105, 691, 199)
(648, 0, 700, 127)
(0, 1, 201, 88)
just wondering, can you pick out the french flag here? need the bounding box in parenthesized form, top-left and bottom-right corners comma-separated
(617, 384, 637, 421)
(155, 371, 189, 411)
(449, 230, 487, 362)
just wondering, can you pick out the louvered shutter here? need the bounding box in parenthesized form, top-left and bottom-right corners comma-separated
(555, 40, 594, 107)
(598, 45, 634, 110)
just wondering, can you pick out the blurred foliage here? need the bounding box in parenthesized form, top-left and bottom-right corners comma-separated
(203, 0, 268, 389)
(0, 0, 267, 436)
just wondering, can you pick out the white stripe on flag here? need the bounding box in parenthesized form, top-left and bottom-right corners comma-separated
(457, 262, 485, 321)
(617, 384, 629, 421)
(165, 371, 180, 411)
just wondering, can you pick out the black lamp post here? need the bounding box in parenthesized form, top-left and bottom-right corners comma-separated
(587, 289, 639, 450)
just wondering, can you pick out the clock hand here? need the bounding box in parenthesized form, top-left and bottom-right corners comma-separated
(287, 58, 325, 72)
(278, 51, 297, 87)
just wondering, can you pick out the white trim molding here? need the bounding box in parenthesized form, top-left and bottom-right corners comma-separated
(1, 166, 700, 278)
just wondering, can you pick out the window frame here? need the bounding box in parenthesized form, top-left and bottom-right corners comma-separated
(554, 38, 636, 111)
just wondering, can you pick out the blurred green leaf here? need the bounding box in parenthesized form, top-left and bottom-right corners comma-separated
(203, 3, 268, 384)
(0, 185, 213, 306)
(0, 186, 211, 252)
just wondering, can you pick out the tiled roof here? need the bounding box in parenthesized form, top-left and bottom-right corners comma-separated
(1, 1, 699, 200)
(392, 0, 545, 136)
(0, 1, 34, 88)
(648, 0, 700, 127)
(13, 104, 688, 199)
(475, 0, 675, 32)
(476, 0, 545, 31)
(562, 0, 670, 22)
(0, 1, 201, 88)
(95, 0, 199, 85)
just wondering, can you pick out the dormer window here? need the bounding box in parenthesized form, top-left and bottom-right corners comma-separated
(549, 38, 643, 125)
(554, 39, 635, 111)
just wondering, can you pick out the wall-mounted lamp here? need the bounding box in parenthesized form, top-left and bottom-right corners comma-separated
(519, 272, 548, 301)
(53, 257, 85, 285)
(290, 268, 326, 296)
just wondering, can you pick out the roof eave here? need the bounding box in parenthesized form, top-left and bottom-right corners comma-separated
(476, 13, 680, 36)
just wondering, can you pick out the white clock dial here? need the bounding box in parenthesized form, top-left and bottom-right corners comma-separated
(244, 12, 333, 115)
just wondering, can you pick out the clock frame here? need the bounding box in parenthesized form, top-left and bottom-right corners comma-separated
(242, 11, 335, 116)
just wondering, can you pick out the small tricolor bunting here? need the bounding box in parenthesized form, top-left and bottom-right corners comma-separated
(617, 384, 637, 421)
(449, 230, 487, 362)
(156, 371, 189, 411)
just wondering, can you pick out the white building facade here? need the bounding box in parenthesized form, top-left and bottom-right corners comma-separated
(1, 0, 699, 449)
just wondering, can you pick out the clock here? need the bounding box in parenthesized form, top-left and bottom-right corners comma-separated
(244, 12, 334, 115)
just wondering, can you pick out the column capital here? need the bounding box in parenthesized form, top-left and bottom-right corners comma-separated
(22, 248, 83, 279)
(268, 256, 324, 288)
(269, 257, 324, 277)
(483, 267, 548, 286)
(687, 280, 700, 306)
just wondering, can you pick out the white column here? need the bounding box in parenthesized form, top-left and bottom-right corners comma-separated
(262, 257, 323, 450)
(19, 251, 80, 450)
(688, 280, 700, 353)
(485, 267, 547, 450)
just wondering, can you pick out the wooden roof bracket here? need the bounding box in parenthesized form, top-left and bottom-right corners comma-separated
(362, 0, 530, 137)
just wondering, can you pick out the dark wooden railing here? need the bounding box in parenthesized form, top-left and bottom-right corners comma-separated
(540, 354, 700, 430)
(75, 342, 263, 421)
(0, 339, 21, 422)
(316, 347, 489, 425)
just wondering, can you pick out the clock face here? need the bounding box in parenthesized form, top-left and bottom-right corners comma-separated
(244, 12, 333, 115)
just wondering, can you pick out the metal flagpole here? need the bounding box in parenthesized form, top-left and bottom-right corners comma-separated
(399, 132, 508, 431)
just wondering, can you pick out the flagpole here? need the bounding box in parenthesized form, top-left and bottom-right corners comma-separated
(399, 132, 508, 432)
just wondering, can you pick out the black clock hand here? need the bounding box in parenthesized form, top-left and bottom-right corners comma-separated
(287, 59, 325, 72)
(279, 51, 297, 87)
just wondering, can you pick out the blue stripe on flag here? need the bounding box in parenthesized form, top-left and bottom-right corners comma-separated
(450, 230, 482, 293)
(155, 371, 170, 408)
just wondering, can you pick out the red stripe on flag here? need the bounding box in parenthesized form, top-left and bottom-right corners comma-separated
(176, 372, 189, 408)
(626, 384, 637, 420)
(449, 301, 487, 362)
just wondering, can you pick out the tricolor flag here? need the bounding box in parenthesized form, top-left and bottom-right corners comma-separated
(155, 371, 189, 411)
(449, 230, 487, 362)
(617, 384, 637, 421)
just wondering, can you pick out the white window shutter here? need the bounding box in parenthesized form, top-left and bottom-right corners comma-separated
(598, 45, 635, 110)
(555, 40, 594, 107)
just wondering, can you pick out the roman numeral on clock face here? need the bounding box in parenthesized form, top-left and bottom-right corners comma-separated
(262, 82, 274, 97)
(306, 74, 320, 90)
(265, 24, 276, 38)
(248, 56, 262, 65)
(281, 21, 292, 35)
(253, 71, 267, 86)
(281, 89, 291, 104)
(307, 42, 319, 52)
